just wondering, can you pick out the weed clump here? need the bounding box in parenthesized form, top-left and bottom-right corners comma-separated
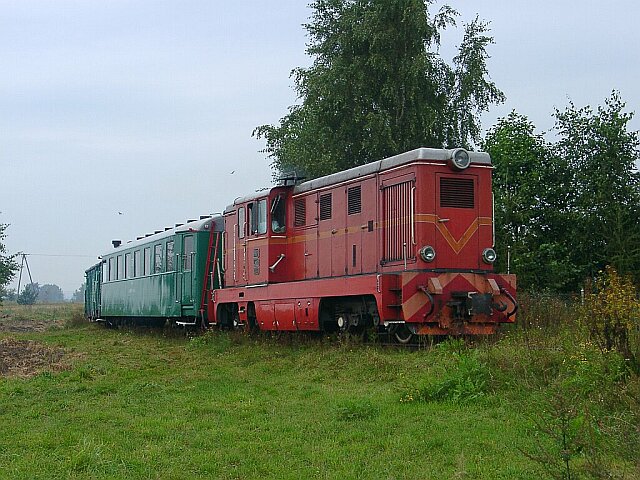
(335, 398, 378, 421)
(66, 310, 87, 328)
(402, 340, 490, 404)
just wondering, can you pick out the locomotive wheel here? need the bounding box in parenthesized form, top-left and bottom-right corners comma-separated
(393, 324, 414, 345)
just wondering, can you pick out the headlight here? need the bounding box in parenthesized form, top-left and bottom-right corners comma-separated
(419, 246, 436, 263)
(449, 148, 470, 171)
(482, 248, 497, 264)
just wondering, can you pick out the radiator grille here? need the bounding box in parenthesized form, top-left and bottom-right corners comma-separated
(382, 181, 413, 262)
(440, 177, 475, 209)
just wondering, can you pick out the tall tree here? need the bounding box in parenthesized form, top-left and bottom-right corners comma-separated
(555, 91, 640, 283)
(483, 112, 579, 291)
(255, 0, 504, 179)
(0, 222, 18, 304)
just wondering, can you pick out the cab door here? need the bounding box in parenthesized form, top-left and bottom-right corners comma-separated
(246, 198, 269, 285)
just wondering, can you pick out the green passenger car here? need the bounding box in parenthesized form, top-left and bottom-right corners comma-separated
(86, 216, 223, 326)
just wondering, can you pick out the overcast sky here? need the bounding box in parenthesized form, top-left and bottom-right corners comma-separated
(1, 1, 638, 297)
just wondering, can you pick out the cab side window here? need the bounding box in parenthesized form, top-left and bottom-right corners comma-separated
(271, 195, 286, 233)
(248, 203, 255, 234)
(238, 207, 245, 239)
(257, 199, 267, 234)
(248, 199, 267, 235)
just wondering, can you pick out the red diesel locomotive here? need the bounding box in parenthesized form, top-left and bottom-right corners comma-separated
(211, 147, 517, 341)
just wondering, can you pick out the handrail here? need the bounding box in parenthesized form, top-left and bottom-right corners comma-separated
(500, 287, 519, 319)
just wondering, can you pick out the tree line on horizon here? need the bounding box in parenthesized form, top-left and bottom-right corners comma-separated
(0, 282, 85, 305)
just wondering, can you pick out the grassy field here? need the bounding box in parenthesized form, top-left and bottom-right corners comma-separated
(0, 301, 638, 479)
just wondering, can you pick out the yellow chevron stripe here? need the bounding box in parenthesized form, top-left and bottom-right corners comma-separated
(416, 215, 492, 254)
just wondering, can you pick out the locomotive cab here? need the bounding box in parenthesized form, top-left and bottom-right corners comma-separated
(223, 186, 293, 288)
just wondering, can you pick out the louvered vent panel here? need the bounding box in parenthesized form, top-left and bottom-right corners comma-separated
(319, 193, 332, 220)
(294, 199, 306, 227)
(440, 178, 475, 209)
(347, 185, 361, 215)
(382, 181, 413, 262)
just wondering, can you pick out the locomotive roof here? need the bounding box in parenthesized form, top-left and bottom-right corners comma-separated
(292, 147, 490, 195)
(226, 147, 490, 211)
(100, 215, 223, 258)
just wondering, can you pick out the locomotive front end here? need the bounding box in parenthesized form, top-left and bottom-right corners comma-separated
(382, 148, 517, 337)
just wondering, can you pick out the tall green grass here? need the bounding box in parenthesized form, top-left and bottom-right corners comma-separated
(0, 301, 638, 479)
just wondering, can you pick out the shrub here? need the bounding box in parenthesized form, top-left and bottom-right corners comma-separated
(581, 266, 640, 373)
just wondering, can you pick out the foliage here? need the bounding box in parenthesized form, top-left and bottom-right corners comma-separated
(512, 341, 633, 480)
(71, 283, 85, 303)
(482, 292, 638, 479)
(485, 92, 640, 291)
(522, 390, 590, 480)
(17, 282, 39, 305)
(555, 92, 640, 285)
(255, 0, 504, 179)
(0, 222, 18, 304)
(37, 284, 65, 304)
(483, 112, 579, 290)
(581, 266, 640, 374)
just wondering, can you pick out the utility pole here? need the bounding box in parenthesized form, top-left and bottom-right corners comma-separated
(16, 253, 34, 294)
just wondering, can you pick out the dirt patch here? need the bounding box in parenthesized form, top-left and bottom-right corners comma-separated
(0, 338, 66, 378)
(0, 314, 66, 333)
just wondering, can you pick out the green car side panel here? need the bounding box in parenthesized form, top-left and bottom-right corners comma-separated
(97, 217, 222, 320)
